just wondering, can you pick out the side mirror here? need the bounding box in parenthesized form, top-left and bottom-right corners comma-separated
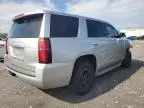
(118, 32, 126, 38)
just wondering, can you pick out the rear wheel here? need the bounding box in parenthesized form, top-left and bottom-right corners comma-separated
(70, 60, 95, 95)
(121, 50, 132, 68)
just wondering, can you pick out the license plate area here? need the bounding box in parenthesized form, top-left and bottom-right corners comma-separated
(9, 56, 24, 64)
(11, 47, 24, 62)
(8, 56, 35, 73)
(13, 56, 24, 62)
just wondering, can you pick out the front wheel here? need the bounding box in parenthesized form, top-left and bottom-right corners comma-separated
(121, 50, 132, 68)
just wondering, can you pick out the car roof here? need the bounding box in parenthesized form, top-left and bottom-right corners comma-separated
(13, 9, 110, 24)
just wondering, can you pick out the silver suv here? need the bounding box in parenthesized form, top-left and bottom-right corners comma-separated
(5, 10, 131, 94)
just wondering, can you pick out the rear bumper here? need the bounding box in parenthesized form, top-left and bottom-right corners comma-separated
(6, 67, 44, 88)
(5, 55, 74, 89)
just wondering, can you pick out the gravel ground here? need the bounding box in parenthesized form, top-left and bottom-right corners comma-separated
(0, 40, 144, 108)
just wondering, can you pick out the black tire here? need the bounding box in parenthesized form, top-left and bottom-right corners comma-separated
(121, 50, 132, 68)
(70, 60, 95, 95)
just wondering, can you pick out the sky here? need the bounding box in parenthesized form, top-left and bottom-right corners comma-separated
(0, 0, 144, 32)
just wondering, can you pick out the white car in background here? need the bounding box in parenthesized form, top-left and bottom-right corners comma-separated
(0, 39, 5, 62)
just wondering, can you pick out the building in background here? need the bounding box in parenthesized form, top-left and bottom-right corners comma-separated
(120, 29, 144, 37)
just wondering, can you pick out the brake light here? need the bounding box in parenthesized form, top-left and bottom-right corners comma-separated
(38, 38, 52, 64)
(5, 37, 8, 54)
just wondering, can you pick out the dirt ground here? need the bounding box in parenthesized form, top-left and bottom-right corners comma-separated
(0, 40, 144, 108)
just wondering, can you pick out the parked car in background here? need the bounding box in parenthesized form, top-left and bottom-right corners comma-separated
(0, 38, 5, 62)
(5, 10, 132, 95)
(126, 36, 137, 41)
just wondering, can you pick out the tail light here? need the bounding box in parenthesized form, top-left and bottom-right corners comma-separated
(5, 37, 8, 54)
(38, 38, 52, 64)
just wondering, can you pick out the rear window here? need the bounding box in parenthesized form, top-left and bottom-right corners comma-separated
(50, 14, 79, 37)
(10, 14, 43, 38)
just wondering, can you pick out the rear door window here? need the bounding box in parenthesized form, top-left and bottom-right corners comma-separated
(86, 19, 107, 37)
(50, 14, 79, 37)
(10, 14, 43, 38)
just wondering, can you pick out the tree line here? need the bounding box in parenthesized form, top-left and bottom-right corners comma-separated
(0, 33, 7, 40)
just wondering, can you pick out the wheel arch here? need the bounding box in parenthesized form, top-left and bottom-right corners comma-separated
(69, 54, 97, 85)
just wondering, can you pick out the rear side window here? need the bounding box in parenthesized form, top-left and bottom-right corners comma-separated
(86, 19, 106, 37)
(10, 14, 43, 38)
(50, 14, 78, 37)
